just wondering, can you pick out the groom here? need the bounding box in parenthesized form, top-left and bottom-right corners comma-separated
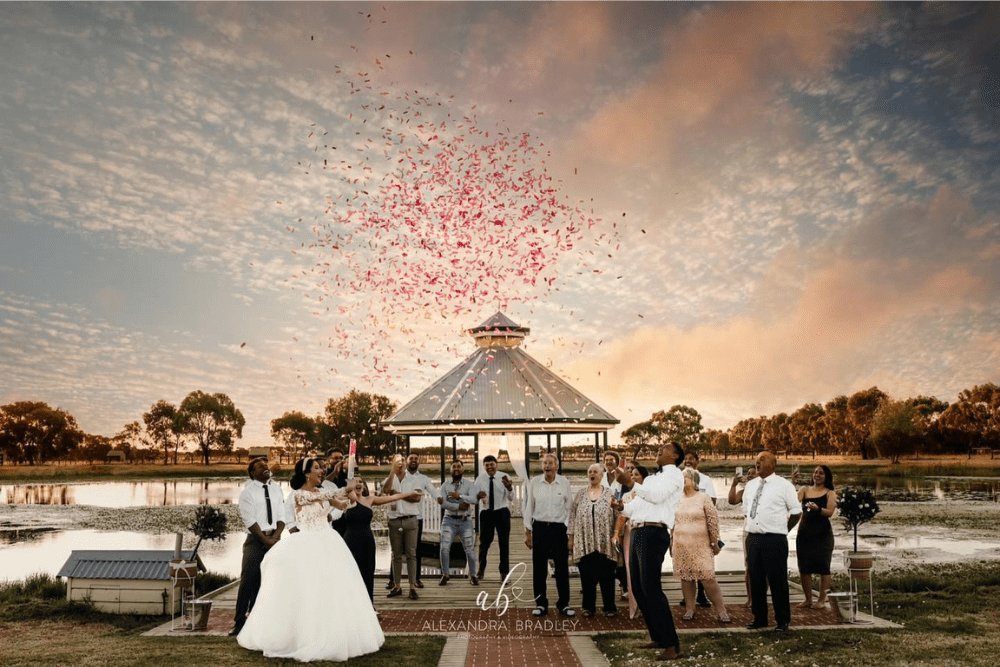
(230, 458, 286, 636)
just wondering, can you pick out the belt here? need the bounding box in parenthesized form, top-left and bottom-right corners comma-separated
(389, 515, 418, 520)
(533, 520, 564, 527)
(632, 521, 665, 529)
(446, 513, 470, 519)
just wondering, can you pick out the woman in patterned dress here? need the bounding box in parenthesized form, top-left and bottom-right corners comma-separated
(569, 463, 619, 617)
(671, 468, 730, 623)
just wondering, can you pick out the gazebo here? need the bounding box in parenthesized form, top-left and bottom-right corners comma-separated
(382, 311, 619, 483)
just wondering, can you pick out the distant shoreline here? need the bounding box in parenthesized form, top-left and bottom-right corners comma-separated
(2, 453, 998, 485)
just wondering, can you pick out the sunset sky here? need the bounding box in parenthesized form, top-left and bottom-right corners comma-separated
(2, 2, 998, 448)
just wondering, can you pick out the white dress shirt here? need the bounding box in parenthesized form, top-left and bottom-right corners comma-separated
(600, 473, 624, 499)
(385, 470, 438, 520)
(620, 465, 684, 527)
(696, 470, 717, 499)
(523, 474, 572, 527)
(742, 473, 802, 535)
(238, 479, 286, 534)
(473, 472, 513, 512)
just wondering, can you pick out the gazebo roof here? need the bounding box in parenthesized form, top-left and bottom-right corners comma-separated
(384, 313, 618, 431)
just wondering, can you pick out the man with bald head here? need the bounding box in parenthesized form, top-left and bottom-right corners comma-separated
(740, 450, 802, 632)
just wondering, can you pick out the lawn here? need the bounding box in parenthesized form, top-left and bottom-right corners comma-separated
(595, 559, 1000, 667)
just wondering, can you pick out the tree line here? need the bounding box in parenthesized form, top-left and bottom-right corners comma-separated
(4, 382, 998, 466)
(0, 389, 397, 466)
(621, 383, 1000, 463)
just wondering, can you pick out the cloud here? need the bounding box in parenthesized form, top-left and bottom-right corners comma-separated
(575, 2, 875, 167)
(557, 185, 1000, 427)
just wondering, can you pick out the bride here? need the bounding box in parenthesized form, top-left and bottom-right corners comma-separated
(238, 457, 385, 662)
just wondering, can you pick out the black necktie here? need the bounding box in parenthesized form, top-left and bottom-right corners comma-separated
(489, 476, 495, 511)
(263, 484, 273, 524)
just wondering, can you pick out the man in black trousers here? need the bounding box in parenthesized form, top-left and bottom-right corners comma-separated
(613, 442, 685, 661)
(738, 450, 802, 632)
(230, 458, 285, 636)
(474, 455, 513, 581)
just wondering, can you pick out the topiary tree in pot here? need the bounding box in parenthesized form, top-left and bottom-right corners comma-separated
(837, 487, 880, 574)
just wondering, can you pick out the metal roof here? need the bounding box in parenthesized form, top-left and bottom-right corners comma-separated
(384, 315, 618, 429)
(468, 311, 527, 335)
(57, 550, 201, 581)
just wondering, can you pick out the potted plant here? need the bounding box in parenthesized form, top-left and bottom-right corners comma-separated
(171, 504, 227, 629)
(837, 487, 880, 577)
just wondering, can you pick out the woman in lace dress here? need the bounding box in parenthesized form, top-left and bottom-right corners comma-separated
(671, 468, 730, 623)
(238, 458, 385, 662)
(569, 463, 619, 617)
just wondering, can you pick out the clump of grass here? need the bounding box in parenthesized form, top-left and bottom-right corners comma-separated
(0, 573, 165, 631)
(0, 572, 66, 602)
(195, 570, 236, 596)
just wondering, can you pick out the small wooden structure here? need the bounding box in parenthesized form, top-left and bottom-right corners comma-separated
(57, 550, 203, 615)
(105, 450, 125, 463)
(248, 446, 275, 461)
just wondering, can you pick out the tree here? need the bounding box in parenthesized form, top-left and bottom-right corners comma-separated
(176, 391, 245, 465)
(870, 399, 922, 463)
(728, 417, 763, 452)
(77, 433, 113, 464)
(321, 391, 396, 462)
(702, 429, 729, 455)
(938, 383, 1000, 457)
(846, 387, 888, 459)
(0, 401, 83, 464)
(651, 405, 704, 450)
(760, 413, 791, 452)
(787, 404, 828, 454)
(143, 400, 184, 465)
(114, 421, 147, 462)
(823, 396, 854, 454)
(271, 411, 320, 461)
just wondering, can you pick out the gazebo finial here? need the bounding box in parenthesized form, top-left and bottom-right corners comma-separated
(468, 311, 530, 348)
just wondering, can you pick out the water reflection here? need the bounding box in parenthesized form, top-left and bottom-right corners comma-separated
(2, 481, 245, 507)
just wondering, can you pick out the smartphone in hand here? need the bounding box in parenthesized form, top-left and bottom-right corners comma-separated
(736, 466, 743, 478)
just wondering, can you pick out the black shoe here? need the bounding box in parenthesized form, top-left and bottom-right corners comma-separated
(697, 599, 712, 608)
(476, 569, 485, 580)
(414, 580, 424, 589)
(227, 626, 242, 637)
(439, 575, 450, 586)
(386, 588, 402, 598)
(385, 581, 394, 590)
(746, 622, 768, 630)
(560, 607, 576, 617)
(532, 606, 548, 617)
(774, 623, 790, 632)
(470, 575, 479, 586)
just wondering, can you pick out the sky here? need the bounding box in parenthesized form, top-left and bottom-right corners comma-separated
(2, 2, 999, 449)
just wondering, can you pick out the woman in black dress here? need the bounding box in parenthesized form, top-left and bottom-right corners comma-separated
(344, 476, 420, 603)
(795, 465, 837, 608)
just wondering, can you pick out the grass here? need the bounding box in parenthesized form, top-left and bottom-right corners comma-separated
(0, 574, 444, 666)
(596, 560, 1000, 667)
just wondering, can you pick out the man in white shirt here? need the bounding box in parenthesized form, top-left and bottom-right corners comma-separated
(473, 455, 513, 581)
(382, 453, 438, 598)
(230, 458, 286, 636)
(613, 442, 685, 661)
(738, 450, 802, 632)
(684, 449, 716, 609)
(523, 452, 575, 618)
(600, 451, 624, 499)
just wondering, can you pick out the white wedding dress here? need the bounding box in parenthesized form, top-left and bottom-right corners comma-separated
(237, 488, 385, 662)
